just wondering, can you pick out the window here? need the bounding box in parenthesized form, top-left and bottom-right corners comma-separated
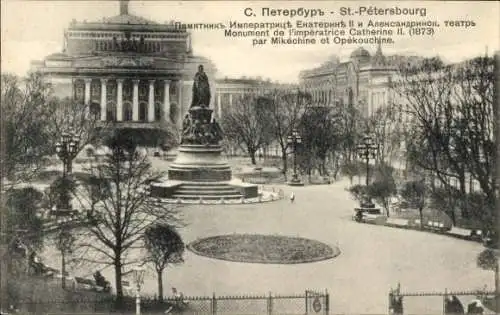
(154, 102, 162, 121)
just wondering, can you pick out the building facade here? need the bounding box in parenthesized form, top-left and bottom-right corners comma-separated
(299, 44, 422, 117)
(31, 0, 217, 136)
(213, 77, 296, 157)
(214, 77, 296, 119)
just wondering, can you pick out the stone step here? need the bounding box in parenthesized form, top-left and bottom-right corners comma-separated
(180, 181, 232, 186)
(177, 185, 237, 191)
(171, 194, 243, 200)
(176, 189, 240, 195)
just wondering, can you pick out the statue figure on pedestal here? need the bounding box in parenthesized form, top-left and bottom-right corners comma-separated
(179, 65, 225, 145)
(210, 118, 223, 143)
(191, 65, 211, 108)
(181, 114, 192, 144)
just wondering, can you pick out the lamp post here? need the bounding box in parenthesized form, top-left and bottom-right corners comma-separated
(54, 214, 75, 289)
(55, 131, 80, 177)
(53, 131, 80, 289)
(133, 266, 146, 315)
(357, 133, 377, 187)
(287, 129, 303, 186)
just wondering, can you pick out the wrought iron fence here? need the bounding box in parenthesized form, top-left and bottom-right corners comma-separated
(389, 283, 498, 314)
(7, 289, 329, 315)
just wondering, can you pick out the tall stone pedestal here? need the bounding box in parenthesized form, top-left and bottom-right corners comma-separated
(168, 144, 231, 182)
(150, 105, 257, 201)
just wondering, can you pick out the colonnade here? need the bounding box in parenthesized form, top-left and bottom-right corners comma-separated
(77, 77, 180, 123)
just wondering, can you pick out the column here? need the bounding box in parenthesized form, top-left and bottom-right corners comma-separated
(100, 79, 107, 121)
(177, 80, 183, 129)
(210, 79, 216, 109)
(229, 94, 233, 107)
(217, 93, 222, 118)
(116, 79, 123, 121)
(163, 80, 170, 122)
(368, 91, 372, 116)
(132, 80, 139, 121)
(148, 80, 155, 122)
(84, 78, 92, 105)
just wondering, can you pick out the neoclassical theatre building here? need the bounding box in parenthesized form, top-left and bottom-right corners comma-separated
(299, 44, 422, 117)
(31, 0, 216, 144)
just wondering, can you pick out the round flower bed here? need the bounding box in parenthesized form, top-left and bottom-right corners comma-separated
(188, 234, 340, 264)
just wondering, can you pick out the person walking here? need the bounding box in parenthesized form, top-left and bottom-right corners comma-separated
(290, 192, 295, 203)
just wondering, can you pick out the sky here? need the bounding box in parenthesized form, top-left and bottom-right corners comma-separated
(1, 0, 499, 83)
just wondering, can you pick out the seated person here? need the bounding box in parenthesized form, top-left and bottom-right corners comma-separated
(445, 295, 464, 314)
(29, 252, 46, 275)
(93, 270, 110, 291)
(172, 287, 188, 305)
(467, 299, 484, 314)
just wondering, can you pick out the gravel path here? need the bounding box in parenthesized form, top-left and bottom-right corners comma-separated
(41, 178, 494, 314)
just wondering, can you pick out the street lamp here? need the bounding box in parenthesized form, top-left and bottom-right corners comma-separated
(287, 129, 303, 186)
(54, 214, 75, 290)
(55, 131, 80, 176)
(53, 131, 80, 289)
(133, 266, 146, 315)
(357, 133, 377, 187)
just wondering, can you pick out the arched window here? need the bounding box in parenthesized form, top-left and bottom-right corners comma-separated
(123, 102, 133, 121)
(107, 101, 116, 122)
(169, 102, 177, 124)
(139, 102, 148, 121)
(90, 102, 100, 120)
(74, 79, 85, 101)
(122, 80, 133, 102)
(154, 102, 162, 121)
(348, 88, 354, 107)
(90, 79, 101, 101)
(106, 80, 117, 101)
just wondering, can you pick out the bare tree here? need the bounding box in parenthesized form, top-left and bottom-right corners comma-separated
(1, 72, 105, 185)
(366, 104, 406, 166)
(368, 164, 397, 217)
(400, 180, 427, 229)
(339, 99, 365, 164)
(477, 248, 499, 300)
(48, 97, 100, 150)
(393, 55, 496, 229)
(263, 89, 310, 177)
(1, 73, 55, 185)
(72, 134, 182, 305)
(341, 161, 361, 185)
(298, 106, 343, 177)
(221, 94, 273, 164)
(144, 224, 184, 301)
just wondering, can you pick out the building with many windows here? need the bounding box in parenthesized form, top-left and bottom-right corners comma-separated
(299, 44, 423, 117)
(214, 77, 296, 119)
(30, 0, 216, 144)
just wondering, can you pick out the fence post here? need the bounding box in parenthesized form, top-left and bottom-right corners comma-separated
(325, 289, 329, 315)
(267, 291, 273, 315)
(388, 289, 391, 315)
(495, 263, 499, 313)
(305, 290, 309, 315)
(443, 288, 447, 315)
(212, 292, 217, 315)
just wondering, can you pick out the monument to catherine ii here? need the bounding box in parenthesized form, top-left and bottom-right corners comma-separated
(151, 66, 258, 201)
